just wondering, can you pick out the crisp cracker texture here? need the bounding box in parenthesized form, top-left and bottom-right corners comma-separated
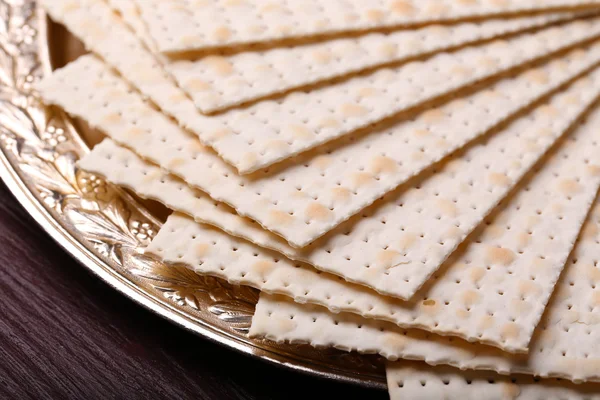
(40, 0, 600, 172)
(105, 0, 150, 46)
(79, 68, 600, 299)
(169, 96, 600, 354)
(249, 189, 600, 383)
(36, 43, 600, 248)
(387, 362, 600, 400)
(134, 0, 600, 53)
(154, 100, 600, 353)
(78, 139, 291, 254)
(249, 195, 600, 381)
(110, 0, 575, 113)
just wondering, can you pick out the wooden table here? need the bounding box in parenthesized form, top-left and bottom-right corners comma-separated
(0, 182, 386, 399)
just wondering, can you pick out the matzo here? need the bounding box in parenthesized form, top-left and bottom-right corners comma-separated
(109, 0, 575, 113)
(250, 194, 600, 382)
(105, 0, 149, 44)
(134, 0, 600, 54)
(387, 362, 600, 400)
(80, 68, 600, 299)
(158, 102, 600, 353)
(41, 0, 600, 172)
(37, 43, 600, 248)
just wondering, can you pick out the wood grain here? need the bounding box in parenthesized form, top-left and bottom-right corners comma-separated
(0, 181, 385, 400)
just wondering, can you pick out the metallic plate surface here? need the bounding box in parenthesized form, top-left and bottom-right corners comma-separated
(0, 1, 386, 390)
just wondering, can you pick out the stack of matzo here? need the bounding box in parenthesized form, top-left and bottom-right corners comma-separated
(39, 0, 600, 398)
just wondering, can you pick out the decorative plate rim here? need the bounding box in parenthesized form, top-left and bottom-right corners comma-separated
(0, 0, 386, 390)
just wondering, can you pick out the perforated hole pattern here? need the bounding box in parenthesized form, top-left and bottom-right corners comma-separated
(80, 67, 600, 300)
(40, 1, 600, 172)
(151, 110, 600, 353)
(387, 361, 600, 400)
(243, 103, 600, 352)
(136, 0, 600, 53)
(37, 41, 600, 248)
(114, 0, 571, 112)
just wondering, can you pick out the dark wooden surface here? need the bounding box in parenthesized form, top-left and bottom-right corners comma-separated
(0, 181, 386, 400)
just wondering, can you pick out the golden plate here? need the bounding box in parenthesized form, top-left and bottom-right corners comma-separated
(0, 1, 385, 389)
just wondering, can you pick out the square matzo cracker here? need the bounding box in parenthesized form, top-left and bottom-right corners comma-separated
(155, 99, 600, 353)
(40, 0, 600, 172)
(249, 194, 600, 381)
(387, 362, 600, 400)
(249, 181, 600, 382)
(106, 0, 575, 113)
(80, 67, 600, 299)
(134, 0, 600, 53)
(36, 43, 600, 248)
